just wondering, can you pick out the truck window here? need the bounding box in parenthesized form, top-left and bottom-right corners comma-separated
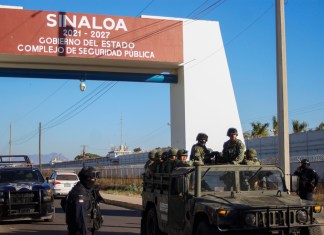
(240, 170, 284, 191)
(200, 170, 236, 192)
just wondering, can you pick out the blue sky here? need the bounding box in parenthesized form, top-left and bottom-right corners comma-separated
(0, 0, 323, 160)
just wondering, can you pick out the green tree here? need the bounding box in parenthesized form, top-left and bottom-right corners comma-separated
(316, 122, 324, 130)
(292, 120, 308, 133)
(133, 147, 142, 153)
(272, 116, 278, 135)
(251, 121, 270, 138)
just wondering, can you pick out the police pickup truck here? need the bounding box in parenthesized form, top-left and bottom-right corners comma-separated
(141, 164, 323, 235)
(0, 155, 55, 222)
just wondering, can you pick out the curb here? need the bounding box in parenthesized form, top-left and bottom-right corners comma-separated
(107, 199, 142, 211)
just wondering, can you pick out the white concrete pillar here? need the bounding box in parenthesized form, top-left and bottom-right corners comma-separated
(171, 19, 243, 152)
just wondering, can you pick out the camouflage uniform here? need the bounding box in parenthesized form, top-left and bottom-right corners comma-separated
(190, 133, 210, 163)
(158, 151, 169, 173)
(163, 148, 178, 173)
(221, 139, 245, 164)
(149, 150, 163, 173)
(144, 150, 156, 176)
(176, 149, 193, 167)
(241, 148, 261, 166)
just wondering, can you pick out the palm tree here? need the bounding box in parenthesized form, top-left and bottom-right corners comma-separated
(243, 130, 252, 139)
(251, 122, 270, 138)
(316, 122, 324, 130)
(292, 120, 308, 133)
(272, 116, 278, 135)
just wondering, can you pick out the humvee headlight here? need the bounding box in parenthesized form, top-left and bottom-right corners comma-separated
(313, 206, 322, 213)
(244, 213, 256, 225)
(296, 210, 308, 223)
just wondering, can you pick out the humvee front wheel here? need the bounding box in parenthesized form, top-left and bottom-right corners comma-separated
(196, 221, 217, 235)
(146, 208, 162, 235)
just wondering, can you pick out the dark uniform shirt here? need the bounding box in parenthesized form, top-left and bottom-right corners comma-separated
(65, 182, 101, 235)
(293, 166, 319, 200)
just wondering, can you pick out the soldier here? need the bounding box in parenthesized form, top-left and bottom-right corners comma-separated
(159, 150, 169, 173)
(190, 133, 210, 163)
(176, 149, 193, 167)
(242, 148, 261, 166)
(164, 148, 178, 173)
(149, 150, 163, 174)
(63, 166, 104, 235)
(220, 128, 245, 164)
(293, 159, 319, 200)
(144, 150, 156, 176)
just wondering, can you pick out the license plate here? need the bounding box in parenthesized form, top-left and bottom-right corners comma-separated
(64, 183, 71, 187)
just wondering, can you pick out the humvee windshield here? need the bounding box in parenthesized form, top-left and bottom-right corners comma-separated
(0, 169, 45, 183)
(190, 168, 285, 192)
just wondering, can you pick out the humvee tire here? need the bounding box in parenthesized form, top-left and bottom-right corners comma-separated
(146, 207, 162, 235)
(45, 209, 55, 222)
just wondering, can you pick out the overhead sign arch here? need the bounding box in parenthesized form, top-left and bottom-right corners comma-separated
(0, 8, 243, 152)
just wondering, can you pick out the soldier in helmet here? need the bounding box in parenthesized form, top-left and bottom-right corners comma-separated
(176, 149, 193, 167)
(144, 150, 156, 176)
(220, 128, 245, 164)
(190, 133, 210, 163)
(293, 159, 319, 200)
(63, 166, 104, 235)
(164, 148, 179, 173)
(242, 148, 261, 166)
(149, 150, 163, 174)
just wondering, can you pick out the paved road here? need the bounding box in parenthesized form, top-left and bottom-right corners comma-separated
(0, 198, 141, 234)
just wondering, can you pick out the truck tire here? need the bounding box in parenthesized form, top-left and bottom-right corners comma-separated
(196, 221, 217, 235)
(146, 208, 162, 235)
(45, 210, 55, 222)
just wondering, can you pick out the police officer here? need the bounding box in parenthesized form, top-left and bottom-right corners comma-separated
(190, 133, 210, 163)
(64, 166, 104, 235)
(293, 159, 319, 200)
(242, 148, 261, 166)
(220, 128, 245, 164)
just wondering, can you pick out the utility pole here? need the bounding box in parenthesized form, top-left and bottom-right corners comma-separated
(39, 122, 42, 172)
(9, 123, 12, 157)
(276, 0, 290, 188)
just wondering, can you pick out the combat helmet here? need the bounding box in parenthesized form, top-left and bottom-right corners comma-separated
(227, 128, 238, 137)
(301, 159, 310, 167)
(168, 148, 178, 157)
(196, 133, 208, 141)
(148, 150, 157, 160)
(245, 148, 257, 160)
(155, 150, 163, 160)
(78, 166, 100, 188)
(177, 149, 188, 159)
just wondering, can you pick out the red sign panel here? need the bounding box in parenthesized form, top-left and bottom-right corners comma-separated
(0, 9, 183, 63)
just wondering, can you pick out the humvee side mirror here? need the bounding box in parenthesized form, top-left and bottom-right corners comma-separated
(290, 175, 299, 192)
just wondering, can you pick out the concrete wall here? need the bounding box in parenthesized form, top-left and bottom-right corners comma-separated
(246, 129, 324, 161)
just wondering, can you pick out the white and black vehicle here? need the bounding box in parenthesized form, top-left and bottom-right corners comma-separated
(47, 170, 79, 198)
(0, 155, 55, 222)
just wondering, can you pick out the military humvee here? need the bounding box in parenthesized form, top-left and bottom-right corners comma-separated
(141, 164, 323, 235)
